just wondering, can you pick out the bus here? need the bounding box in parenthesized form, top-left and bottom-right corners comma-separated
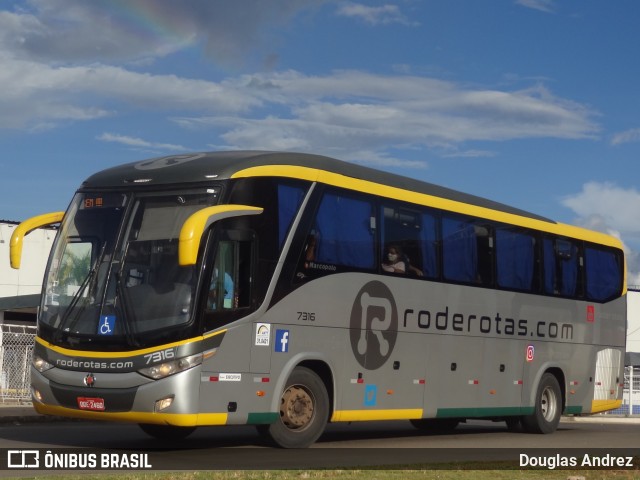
(11, 151, 626, 448)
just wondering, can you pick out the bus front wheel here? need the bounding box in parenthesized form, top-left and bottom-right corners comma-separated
(522, 372, 562, 434)
(263, 366, 329, 448)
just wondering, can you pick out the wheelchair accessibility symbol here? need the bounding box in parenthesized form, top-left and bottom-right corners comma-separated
(98, 315, 116, 336)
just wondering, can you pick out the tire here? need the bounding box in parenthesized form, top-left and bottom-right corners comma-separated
(138, 423, 197, 441)
(263, 366, 329, 448)
(522, 373, 562, 434)
(410, 418, 459, 432)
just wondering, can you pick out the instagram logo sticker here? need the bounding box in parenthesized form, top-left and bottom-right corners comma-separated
(526, 345, 535, 362)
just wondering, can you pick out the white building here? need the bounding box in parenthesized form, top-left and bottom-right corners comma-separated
(627, 288, 640, 359)
(0, 221, 56, 323)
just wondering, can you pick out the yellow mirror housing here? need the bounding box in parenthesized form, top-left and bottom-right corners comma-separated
(10, 211, 64, 269)
(178, 205, 263, 266)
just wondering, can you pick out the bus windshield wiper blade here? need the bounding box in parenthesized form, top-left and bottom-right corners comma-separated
(54, 242, 107, 340)
(115, 270, 141, 348)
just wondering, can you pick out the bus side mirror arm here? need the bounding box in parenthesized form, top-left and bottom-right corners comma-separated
(178, 204, 264, 266)
(10, 211, 65, 269)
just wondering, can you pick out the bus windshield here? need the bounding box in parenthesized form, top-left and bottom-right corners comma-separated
(41, 190, 218, 349)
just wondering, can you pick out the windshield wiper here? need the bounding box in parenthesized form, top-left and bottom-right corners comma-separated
(54, 242, 107, 341)
(114, 269, 141, 348)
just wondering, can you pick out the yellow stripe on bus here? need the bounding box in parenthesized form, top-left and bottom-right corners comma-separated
(35, 329, 227, 359)
(331, 409, 423, 422)
(34, 403, 228, 426)
(590, 399, 623, 414)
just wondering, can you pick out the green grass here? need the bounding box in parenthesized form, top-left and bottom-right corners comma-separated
(12, 466, 640, 480)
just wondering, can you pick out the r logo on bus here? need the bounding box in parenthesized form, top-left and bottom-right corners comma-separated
(350, 281, 398, 370)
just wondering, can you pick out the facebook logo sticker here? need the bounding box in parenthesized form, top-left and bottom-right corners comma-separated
(275, 329, 289, 353)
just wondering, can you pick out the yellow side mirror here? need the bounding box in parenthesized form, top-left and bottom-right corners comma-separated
(178, 205, 263, 266)
(10, 211, 64, 269)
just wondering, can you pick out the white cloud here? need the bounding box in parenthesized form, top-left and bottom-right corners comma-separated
(0, 51, 601, 160)
(515, 0, 555, 13)
(97, 133, 188, 152)
(611, 128, 640, 146)
(562, 182, 640, 238)
(1, 0, 329, 67)
(0, 58, 258, 129)
(174, 71, 599, 162)
(442, 150, 497, 158)
(563, 182, 640, 284)
(336, 3, 418, 26)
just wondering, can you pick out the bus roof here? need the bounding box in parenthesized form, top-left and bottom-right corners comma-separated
(83, 150, 553, 223)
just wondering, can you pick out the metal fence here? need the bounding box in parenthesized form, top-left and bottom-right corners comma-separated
(0, 324, 36, 404)
(604, 365, 640, 416)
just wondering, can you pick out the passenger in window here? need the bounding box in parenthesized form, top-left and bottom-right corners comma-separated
(303, 234, 316, 268)
(208, 269, 234, 309)
(382, 245, 406, 274)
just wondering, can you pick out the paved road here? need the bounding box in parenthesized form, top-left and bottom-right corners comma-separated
(0, 417, 638, 470)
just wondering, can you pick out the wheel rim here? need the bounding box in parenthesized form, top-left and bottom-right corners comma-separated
(540, 385, 558, 421)
(280, 384, 315, 431)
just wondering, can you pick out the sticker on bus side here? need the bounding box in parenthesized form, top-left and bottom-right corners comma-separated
(255, 323, 271, 346)
(98, 315, 116, 336)
(526, 345, 535, 362)
(275, 330, 290, 353)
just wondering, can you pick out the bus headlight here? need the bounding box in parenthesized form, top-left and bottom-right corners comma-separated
(138, 353, 203, 380)
(33, 355, 54, 373)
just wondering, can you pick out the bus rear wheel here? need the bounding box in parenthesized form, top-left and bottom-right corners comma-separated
(262, 366, 329, 448)
(522, 373, 562, 434)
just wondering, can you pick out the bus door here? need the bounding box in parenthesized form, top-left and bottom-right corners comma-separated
(201, 227, 256, 373)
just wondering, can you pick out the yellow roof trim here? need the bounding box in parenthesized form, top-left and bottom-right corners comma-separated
(232, 165, 623, 249)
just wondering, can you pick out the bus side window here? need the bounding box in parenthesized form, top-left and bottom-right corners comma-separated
(544, 238, 582, 297)
(585, 246, 622, 302)
(419, 211, 439, 279)
(442, 217, 477, 284)
(308, 191, 375, 270)
(442, 216, 496, 285)
(496, 227, 536, 292)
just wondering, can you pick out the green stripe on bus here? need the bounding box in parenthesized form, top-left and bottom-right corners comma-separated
(436, 407, 535, 418)
(247, 412, 279, 424)
(563, 406, 583, 415)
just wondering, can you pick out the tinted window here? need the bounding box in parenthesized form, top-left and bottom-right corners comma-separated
(544, 238, 581, 297)
(442, 217, 478, 283)
(311, 191, 375, 269)
(496, 228, 536, 291)
(585, 247, 622, 302)
(278, 183, 307, 248)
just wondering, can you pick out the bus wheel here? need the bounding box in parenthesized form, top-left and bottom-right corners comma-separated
(410, 418, 459, 432)
(138, 423, 197, 441)
(522, 373, 562, 434)
(265, 366, 329, 448)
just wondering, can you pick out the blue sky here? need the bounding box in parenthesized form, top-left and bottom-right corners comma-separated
(1, 0, 639, 282)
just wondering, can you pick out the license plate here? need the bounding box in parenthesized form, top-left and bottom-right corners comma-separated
(77, 397, 105, 411)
